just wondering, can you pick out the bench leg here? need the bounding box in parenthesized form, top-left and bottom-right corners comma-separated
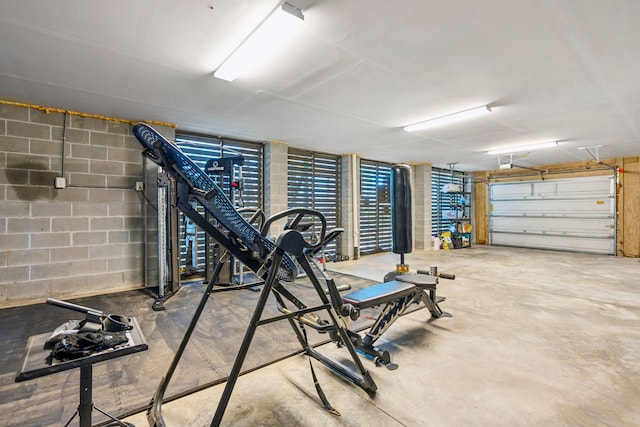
(419, 290, 452, 319)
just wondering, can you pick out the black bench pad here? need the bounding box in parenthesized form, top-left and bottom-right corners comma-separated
(342, 281, 416, 309)
(395, 273, 437, 289)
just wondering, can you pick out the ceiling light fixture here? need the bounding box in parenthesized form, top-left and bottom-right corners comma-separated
(403, 105, 491, 132)
(213, 2, 304, 82)
(487, 141, 559, 155)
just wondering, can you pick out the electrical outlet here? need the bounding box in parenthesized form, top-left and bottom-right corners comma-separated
(135, 181, 144, 191)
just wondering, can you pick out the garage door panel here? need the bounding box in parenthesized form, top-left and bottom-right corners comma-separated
(491, 179, 612, 199)
(489, 175, 615, 255)
(555, 178, 611, 195)
(491, 232, 614, 253)
(492, 198, 613, 215)
(491, 216, 615, 236)
(491, 183, 533, 197)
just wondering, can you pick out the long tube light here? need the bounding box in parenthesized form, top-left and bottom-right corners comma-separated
(487, 141, 558, 155)
(213, 2, 304, 82)
(403, 105, 491, 132)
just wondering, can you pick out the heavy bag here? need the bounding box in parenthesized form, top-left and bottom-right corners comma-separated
(390, 164, 412, 254)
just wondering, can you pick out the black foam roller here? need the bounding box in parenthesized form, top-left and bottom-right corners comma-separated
(390, 164, 412, 254)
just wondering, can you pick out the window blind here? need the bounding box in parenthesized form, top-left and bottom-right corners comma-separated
(359, 160, 393, 254)
(288, 148, 341, 255)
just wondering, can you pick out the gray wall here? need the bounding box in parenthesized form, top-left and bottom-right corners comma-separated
(0, 104, 166, 307)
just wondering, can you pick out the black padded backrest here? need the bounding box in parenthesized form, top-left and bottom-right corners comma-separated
(132, 123, 298, 281)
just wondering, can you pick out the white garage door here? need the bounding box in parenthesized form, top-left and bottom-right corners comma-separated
(489, 175, 615, 254)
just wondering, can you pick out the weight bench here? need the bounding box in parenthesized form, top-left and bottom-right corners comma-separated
(132, 123, 377, 426)
(341, 272, 451, 368)
(259, 188, 451, 371)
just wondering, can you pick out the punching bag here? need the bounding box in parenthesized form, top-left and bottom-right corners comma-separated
(390, 164, 412, 254)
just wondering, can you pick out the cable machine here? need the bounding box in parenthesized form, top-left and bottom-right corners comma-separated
(204, 151, 260, 286)
(152, 166, 181, 311)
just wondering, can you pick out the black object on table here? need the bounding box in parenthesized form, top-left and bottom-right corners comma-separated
(15, 316, 148, 427)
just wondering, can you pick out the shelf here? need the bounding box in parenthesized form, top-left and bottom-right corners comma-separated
(438, 175, 471, 248)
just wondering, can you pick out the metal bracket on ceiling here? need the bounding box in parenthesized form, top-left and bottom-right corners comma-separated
(578, 145, 603, 162)
(578, 145, 617, 171)
(446, 162, 458, 178)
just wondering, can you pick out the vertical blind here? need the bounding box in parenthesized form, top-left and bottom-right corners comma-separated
(287, 148, 341, 255)
(175, 132, 263, 272)
(359, 160, 393, 254)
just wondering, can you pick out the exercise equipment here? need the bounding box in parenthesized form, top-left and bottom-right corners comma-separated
(133, 123, 384, 426)
(341, 164, 453, 368)
(341, 268, 453, 369)
(43, 299, 135, 362)
(205, 154, 254, 285)
(45, 298, 133, 334)
(389, 164, 412, 275)
(205, 155, 245, 208)
(391, 164, 412, 255)
(303, 228, 351, 294)
(133, 124, 458, 424)
(183, 208, 199, 276)
(151, 166, 181, 311)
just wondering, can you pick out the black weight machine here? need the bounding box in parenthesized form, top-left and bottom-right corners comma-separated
(203, 153, 262, 287)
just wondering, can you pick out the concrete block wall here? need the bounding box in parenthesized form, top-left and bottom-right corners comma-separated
(413, 163, 433, 250)
(0, 104, 151, 307)
(143, 157, 161, 289)
(264, 141, 289, 237)
(340, 154, 360, 260)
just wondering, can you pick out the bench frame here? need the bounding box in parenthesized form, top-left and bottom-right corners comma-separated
(341, 274, 451, 367)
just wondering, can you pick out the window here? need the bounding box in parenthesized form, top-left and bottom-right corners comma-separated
(359, 160, 393, 254)
(287, 148, 341, 255)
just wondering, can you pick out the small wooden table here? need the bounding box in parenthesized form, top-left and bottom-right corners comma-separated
(15, 317, 148, 427)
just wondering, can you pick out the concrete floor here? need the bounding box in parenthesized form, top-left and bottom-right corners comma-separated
(123, 246, 640, 427)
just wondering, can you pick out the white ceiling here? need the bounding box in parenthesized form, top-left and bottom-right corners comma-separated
(1, 0, 639, 171)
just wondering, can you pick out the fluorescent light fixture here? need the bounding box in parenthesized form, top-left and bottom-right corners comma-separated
(214, 2, 304, 82)
(487, 141, 558, 155)
(403, 105, 491, 132)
